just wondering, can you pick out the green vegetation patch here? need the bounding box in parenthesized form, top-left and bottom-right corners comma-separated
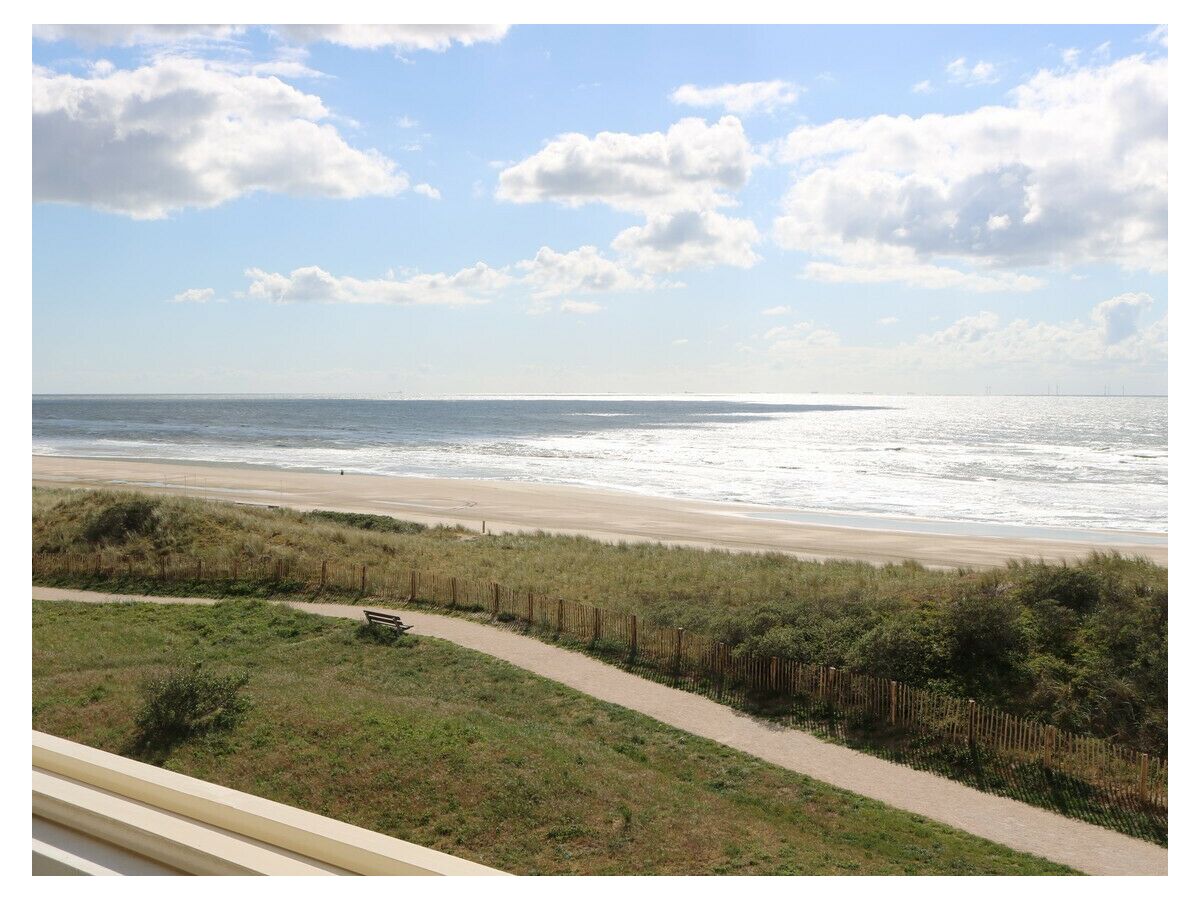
(32, 599, 1073, 875)
(33, 488, 1167, 757)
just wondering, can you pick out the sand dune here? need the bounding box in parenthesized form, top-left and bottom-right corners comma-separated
(32, 455, 1167, 569)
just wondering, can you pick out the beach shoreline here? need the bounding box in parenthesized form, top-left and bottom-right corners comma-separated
(32, 455, 1168, 569)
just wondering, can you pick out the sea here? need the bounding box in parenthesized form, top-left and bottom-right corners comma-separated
(32, 394, 1167, 537)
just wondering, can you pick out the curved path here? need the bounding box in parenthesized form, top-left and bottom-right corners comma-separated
(33, 586, 1167, 876)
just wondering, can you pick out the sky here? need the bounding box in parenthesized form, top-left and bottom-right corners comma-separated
(32, 23, 1168, 395)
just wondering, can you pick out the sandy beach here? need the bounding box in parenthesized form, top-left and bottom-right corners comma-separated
(32, 455, 1167, 568)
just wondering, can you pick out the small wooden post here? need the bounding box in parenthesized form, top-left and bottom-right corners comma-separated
(159, 557, 166, 580)
(556, 598, 564, 634)
(231, 559, 238, 581)
(450, 577, 457, 608)
(673, 628, 684, 676)
(482, 520, 486, 534)
(1138, 753, 1149, 800)
(769, 656, 779, 692)
(967, 700, 977, 748)
(492, 582, 500, 618)
(716, 642, 726, 694)
(889, 680, 898, 725)
(196, 559, 202, 580)
(592, 607, 601, 644)
(526, 592, 534, 625)
(829, 667, 838, 705)
(94, 553, 101, 576)
(360, 564, 367, 593)
(320, 560, 327, 589)
(629, 614, 638, 660)
(275, 559, 284, 581)
(410, 570, 418, 601)
(1043, 725, 1055, 767)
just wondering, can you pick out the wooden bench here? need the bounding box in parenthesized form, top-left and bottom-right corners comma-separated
(363, 610, 413, 634)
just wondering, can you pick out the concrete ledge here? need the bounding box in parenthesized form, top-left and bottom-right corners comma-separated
(33, 730, 507, 876)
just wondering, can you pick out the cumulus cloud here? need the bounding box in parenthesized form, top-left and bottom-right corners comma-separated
(759, 294, 1166, 376)
(946, 57, 999, 85)
(170, 287, 215, 303)
(242, 263, 509, 306)
(774, 54, 1166, 286)
(762, 305, 793, 316)
(413, 183, 442, 200)
(517, 245, 657, 299)
(912, 80, 933, 94)
(611, 210, 761, 272)
(497, 116, 757, 215)
(270, 25, 510, 52)
(33, 57, 407, 218)
(1091, 292, 1154, 344)
(670, 80, 801, 115)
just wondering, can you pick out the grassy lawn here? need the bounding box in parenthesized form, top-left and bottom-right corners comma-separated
(32, 599, 1074, 875)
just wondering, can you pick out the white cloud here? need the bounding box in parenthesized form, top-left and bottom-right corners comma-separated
(33, 25, 244, 46)
(170, 287, 215, 303)
(775, 54, 1166, 284)
(611, 210, 761, 272)
(33, 57, 407, 218)
(802, 261, 1044, 293)
(946, 57, 999, 85)
(1091, 291, 1154, 344)
(32, 24, 511, 52)
(670, 80, 801, 115)
(1141, 25, 1168, 48)
(560, 299, 603, 315)
(270, 25, 510, 52)
(242, 263, 509, 306)
(877, 316, 899, 326)
(912, 80, 933, 94)
(413, 183, 442, 200)
(497, 116, 757, 215)
(517, 245, 656, 299)
(1061, 47, 1081, 67)
(761, 305, 793, 316)
(759, 295, 1166, 376)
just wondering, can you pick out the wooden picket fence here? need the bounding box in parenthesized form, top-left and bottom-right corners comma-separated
(33, 549, 1167, 821)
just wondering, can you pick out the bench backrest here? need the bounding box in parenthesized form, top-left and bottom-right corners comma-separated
(364, 610, 405, 628)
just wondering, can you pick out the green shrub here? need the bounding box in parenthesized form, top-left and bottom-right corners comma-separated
(82, 499, 157, 544)
(133, 662, 250, 750)
(305, 510, 427, 535)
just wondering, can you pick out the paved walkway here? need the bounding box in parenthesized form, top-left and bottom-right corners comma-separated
(33, 586, 1168, 876)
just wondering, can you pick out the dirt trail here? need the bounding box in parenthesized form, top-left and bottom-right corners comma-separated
(32, 586, 1167, 876)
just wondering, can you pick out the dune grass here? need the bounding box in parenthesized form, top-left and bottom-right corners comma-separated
(33, 487, 1167, 757)
(32, 598, 1075, 875)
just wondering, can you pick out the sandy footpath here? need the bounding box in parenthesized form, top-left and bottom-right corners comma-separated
(33, 455, 1166, 568)
(32, 586, 1167, 875)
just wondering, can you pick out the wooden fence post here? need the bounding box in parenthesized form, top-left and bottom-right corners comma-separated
(629, 614, 638, 661)
(889, 680, 898, 725)
(674, 628, 684, 676)
(592, 607, 601, 644)
(491, 582, 500, 618)
(320, 560, 327, 589)
(231, 559, 238, 581)
(450, 577, 457, 608)
(360, 565, 367, 593)
(94, 553, 101, 577)
(967, 700, 977, 748)
(527, 592, 534, 625)
(828, 667, 837, 706)
(1138, 753, 1149, 800)
(410, 570, 418, 601)
(769, 656, 778, 692)
(1043, 725, 1055, 767)
(556, 598, 564, 634)
(196, 559, 202, 580)
(159, 557, 166, 581)
(275, 559, 284, 582)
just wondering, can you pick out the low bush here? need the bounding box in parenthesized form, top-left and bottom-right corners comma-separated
(133, 662, 250, 751)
